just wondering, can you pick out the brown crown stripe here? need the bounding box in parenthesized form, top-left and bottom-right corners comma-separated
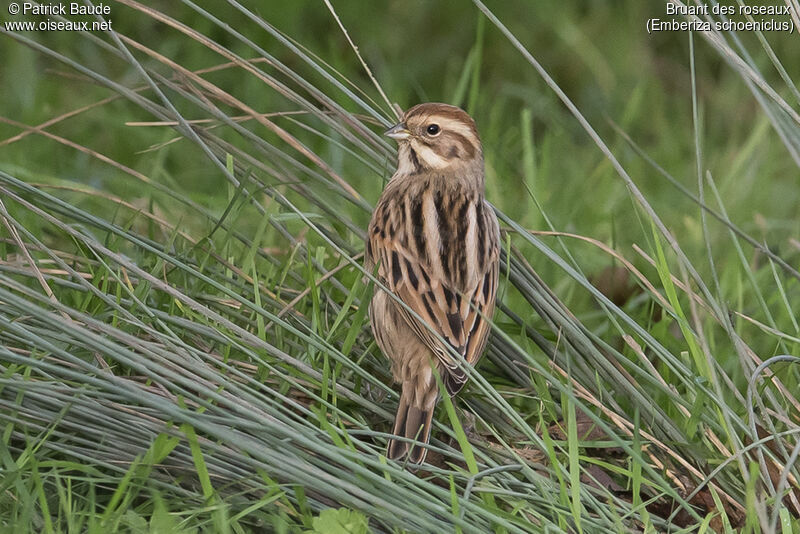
(405, 104, 480, 136)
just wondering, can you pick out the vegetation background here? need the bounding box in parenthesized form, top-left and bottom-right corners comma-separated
(1, 1, 799, 532)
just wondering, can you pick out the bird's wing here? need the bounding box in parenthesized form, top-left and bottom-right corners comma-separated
(368, 205, 499, 395)
(444, 258, 498, 395)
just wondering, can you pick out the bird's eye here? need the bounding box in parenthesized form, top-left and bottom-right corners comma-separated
(426, 124, 440, 135)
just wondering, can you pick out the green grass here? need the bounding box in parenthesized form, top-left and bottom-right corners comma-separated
(1, 1, 799, 532)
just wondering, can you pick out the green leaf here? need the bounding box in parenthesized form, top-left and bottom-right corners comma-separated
(306, 508, 368, 534)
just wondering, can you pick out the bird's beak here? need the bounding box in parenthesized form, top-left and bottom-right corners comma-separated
(384, 122, 411, 140)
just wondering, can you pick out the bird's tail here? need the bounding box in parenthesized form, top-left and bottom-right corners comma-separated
(386, 386, 436, 465)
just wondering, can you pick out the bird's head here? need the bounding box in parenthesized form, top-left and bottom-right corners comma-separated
(385, 103, 482, 175)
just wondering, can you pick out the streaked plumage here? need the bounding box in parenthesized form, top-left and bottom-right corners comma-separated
(367, 103, 500, 466)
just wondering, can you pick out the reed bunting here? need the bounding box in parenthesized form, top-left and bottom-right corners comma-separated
(367, 103, 500, 465)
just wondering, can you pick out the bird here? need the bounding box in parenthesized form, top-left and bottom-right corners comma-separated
(366, 103, 500, 466)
